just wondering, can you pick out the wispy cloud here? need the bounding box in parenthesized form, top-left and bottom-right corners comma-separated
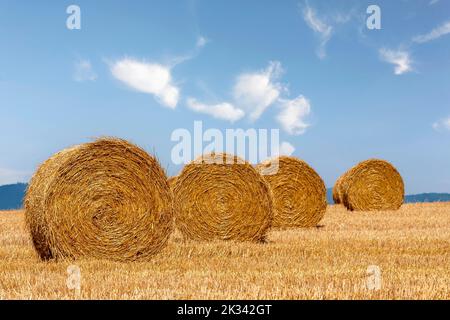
(302, 5, 333, 59)
(429, 0, 440, 6)
(196, 36, 208, 48)
(378, 18, 449, 75)
(0, 168, 30, 185)
(379, 48, 413, 75)
(413, 20, 450, 44)
(186, 98, 244, 122)
(432, 117, 450, 132)
(110, 58, 179, 108)
(300, 3, 355, 59)
(73, 59, 97, 82)
(276, 96, 311, 135)
(167, 36, 209, 67)
(233, 61, 284, 121)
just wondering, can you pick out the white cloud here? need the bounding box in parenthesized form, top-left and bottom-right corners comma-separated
(277, 95, 311, 135)
(110, 58, 179, 108)
(413, 20, 450, 44)
(279, 141, 295, 156)
(196, 36, 208, 48)
(301, 4, 356, 59)
(302, 5, 333, 59)
(432, 117, 450, 131)
(233, 61, 284, 121)
(429, 0, 440, 5)
(379, 48, 413, 75)
(73, 59, 97, 82)
(0, 168, 30, 185)
(188, 61, 313, 130)
(186, 98, 244, 122)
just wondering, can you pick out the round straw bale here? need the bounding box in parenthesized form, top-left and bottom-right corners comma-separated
(255, 156, 327, 228)
(168, 176, 177, 189)
(340, 159, 404, 211)
(172, 153, 273, 242)
(24, 138, 173, 261)
(332, 172, 349, 204)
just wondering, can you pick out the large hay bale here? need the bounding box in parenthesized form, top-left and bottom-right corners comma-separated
(168, 176, 177, 189)
(337, 159, 404, 211)
(255, 156, 327, 228)
(172, 153, 273, 242)
(24, 138, 173, 261)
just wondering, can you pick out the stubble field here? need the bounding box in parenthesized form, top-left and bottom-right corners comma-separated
(0, 203, 449, 299)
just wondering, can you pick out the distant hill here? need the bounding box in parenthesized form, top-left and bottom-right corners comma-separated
(0, 184, 449, 210)
(326, 188, 334, 204)
(404, 193, 450, 203)
(326, 188, 450, 205)
(0, 183, 27, 210)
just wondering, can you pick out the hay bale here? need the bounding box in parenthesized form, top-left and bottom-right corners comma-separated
(255, 156, 327, 228)
(168, 176, 177, 189)
(172, 153, 273, 242)
(338, 159, 404, 211)
(24, 138, 173, 261)
(332, 172, 349, 204)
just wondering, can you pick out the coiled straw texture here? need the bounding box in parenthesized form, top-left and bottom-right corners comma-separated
(24, 138, 173, 261)
(172, 153, 273, 242)
(256, 156, 327, 228)
(334, 159, 404, 211)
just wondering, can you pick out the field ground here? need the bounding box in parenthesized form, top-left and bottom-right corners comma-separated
(0, 203, 449, 299)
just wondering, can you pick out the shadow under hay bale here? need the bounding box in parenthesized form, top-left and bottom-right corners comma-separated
(255, 156, 327, 228)
(172, 153, 273, 242)
(24, 138, 174, 261)
(335, 159, 404, 211)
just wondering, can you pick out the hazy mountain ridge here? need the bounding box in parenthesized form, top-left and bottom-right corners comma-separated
(0, 184, 449, 210)
(324, 188, 449, 205)
(0, 183, 27, 210)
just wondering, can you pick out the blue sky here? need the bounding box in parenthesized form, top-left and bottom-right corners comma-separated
(1, 0, 450, 193)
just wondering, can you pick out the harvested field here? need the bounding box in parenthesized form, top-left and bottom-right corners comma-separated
(0, 203, 449, 299)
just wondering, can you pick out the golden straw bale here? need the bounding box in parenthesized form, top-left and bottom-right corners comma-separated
(172, 153, 273, 242)
(255, 156, 327, 228)
(332, 172, 350, 204)
(168, 176, 177, 189)
(339, 159, 404, 211)
(24, 138, 173, 261)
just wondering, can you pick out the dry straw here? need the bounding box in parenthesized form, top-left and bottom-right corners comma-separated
(172, 153, 273, 242)
(332, 172, 349, 205)
(168, 176, 177, 189)
(255, 156, 327, 228)
(334, 159, 404, 211)
(24, 138, 174, 261)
